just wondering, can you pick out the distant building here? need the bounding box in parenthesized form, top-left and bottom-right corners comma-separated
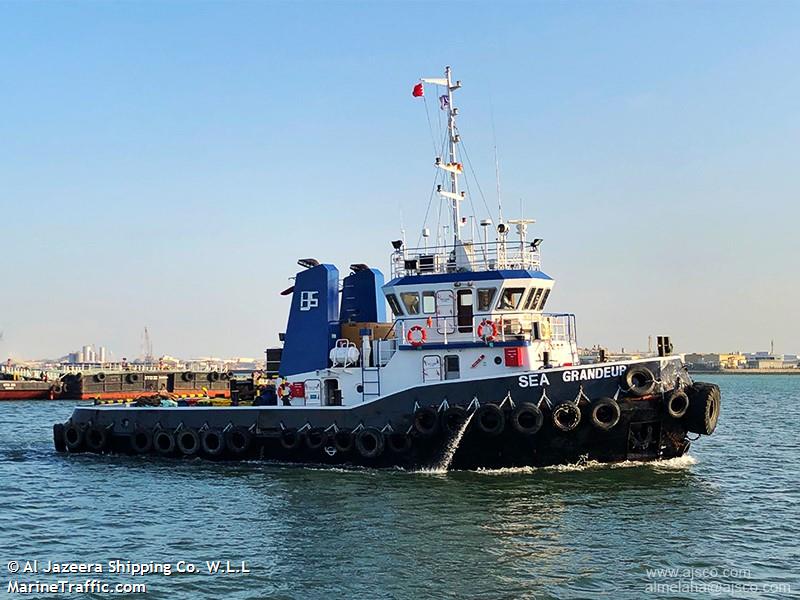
(684, 353, 721, 370)
(719, 353, 747, 369)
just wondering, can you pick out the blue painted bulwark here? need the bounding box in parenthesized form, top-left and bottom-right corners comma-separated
(339, 268, 386, 323)
(280, 264, 341, 377)
(385, 269, 553, 287)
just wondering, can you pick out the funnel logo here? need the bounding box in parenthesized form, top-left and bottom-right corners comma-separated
(299, 291, 319, 311)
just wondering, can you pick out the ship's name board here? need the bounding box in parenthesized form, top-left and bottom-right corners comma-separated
(518, 364, 628, 388)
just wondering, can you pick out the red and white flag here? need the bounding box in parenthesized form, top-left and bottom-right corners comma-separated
(412, 83, 424, 98)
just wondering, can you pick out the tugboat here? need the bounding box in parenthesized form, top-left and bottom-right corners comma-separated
(54, 67, 721, 469)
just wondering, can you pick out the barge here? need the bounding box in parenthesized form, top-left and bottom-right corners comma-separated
(54, 67, 721, 469)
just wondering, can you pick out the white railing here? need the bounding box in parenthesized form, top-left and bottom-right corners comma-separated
(391, 241, 541, 277)
(389, 312, 576, 347)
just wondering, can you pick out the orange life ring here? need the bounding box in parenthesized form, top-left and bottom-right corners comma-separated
(477, 319, 499, 342)
(407, 325, 427, 347)
(278, 382, 292, 398)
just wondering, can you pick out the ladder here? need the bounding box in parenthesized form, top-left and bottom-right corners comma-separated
(361, 366, 381, 401)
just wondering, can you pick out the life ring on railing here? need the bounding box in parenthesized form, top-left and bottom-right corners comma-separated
(407, 325, 427, 347)
(477, 319, 499, 342)
(277, 382, 292, 400)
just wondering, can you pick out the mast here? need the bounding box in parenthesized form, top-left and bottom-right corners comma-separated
(445, 66, 460, 244)
(424, 66, 463, 246)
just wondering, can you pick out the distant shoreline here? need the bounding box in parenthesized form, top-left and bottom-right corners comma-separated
(689, 369, 800, 375)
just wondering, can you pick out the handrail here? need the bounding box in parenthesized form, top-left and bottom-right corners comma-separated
(391, 240, 541, 277)
(390, 311, 577, 346)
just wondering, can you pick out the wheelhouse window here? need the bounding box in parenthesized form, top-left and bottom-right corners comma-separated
(400, 292, 420, 315)
(529, 288, 544, 311)
(538, 288, 551, 311)
(422, 291, 436, 314)
(386, 294, 403, 318)
(497, 287, 525, 311)
(477, 288, 496, 312)
(523, 288, 538, 310)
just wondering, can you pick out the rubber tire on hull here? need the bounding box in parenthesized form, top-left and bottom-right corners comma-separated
(85, 426, 109, 452)
(280, 429, 302, 451)
(552, 402, 582, 432)
(154, 430, 176, 455)
(442, 405, 468, 434)
(226, 427, 251, 454)
(666, 389, 690, 419)
(64, 423, 84, 452)
(53, 424, 66, 453)
(176, 429, 201, 456)
(387, 432, 412, 454)
(590, 398, 621, 431)
(623, 365, 656, 397)
(131, 430, 153, 454)
(414, 407, 439, 437)
(356, 428, 384, 459)
(511, 402, 543, 435)
(201, 430, 225, 456)
(476, 404, 505, 436)
(686, 382, 721, 435)
(333, 431, 354, 453)
(305, 428, 327, 451)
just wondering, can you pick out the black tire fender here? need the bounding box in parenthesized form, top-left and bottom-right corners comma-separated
(476, 404, 505, 436)
(53, 423, 67, 453)
(279, 429, 302, 450)
(226, 427, 252, 454)
(333, 430, 354, 453)
(590, 397, 621, 431)
(305, 428, 327, 450)
(176, 429, 201, 456)
(200, 429, 225, 456)
(387, 432, 412, 454)
(153, 430, 176, 455)
(622, 365, 656, 396)
(666, 389, 690, 419)
(413, 406, 439, 437)
(85, 425, 109, 452)
(131, 429, 153, 454)
(552, 402, 582, 432)
(356, 428, 384, 459)
(442, 405, 468, 434)
(511, 402, 543, 435)
(686, 382, 721, 435)
(64, 422, 84, 452)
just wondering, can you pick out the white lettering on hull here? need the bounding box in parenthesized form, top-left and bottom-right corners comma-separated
(517, 364, 628, 388)
(517, 373, 551, 388)
(562, 364, 628, 383)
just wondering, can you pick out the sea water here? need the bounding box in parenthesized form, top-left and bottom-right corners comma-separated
(0, 375, 797, 598)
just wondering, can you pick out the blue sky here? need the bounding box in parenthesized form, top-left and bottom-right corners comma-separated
(1, 1, 798, 359)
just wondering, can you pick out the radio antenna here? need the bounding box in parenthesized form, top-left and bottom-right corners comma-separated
(490, 97, 504, 225)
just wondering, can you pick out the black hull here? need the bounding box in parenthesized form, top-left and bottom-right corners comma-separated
(53, 358, 719, 470)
